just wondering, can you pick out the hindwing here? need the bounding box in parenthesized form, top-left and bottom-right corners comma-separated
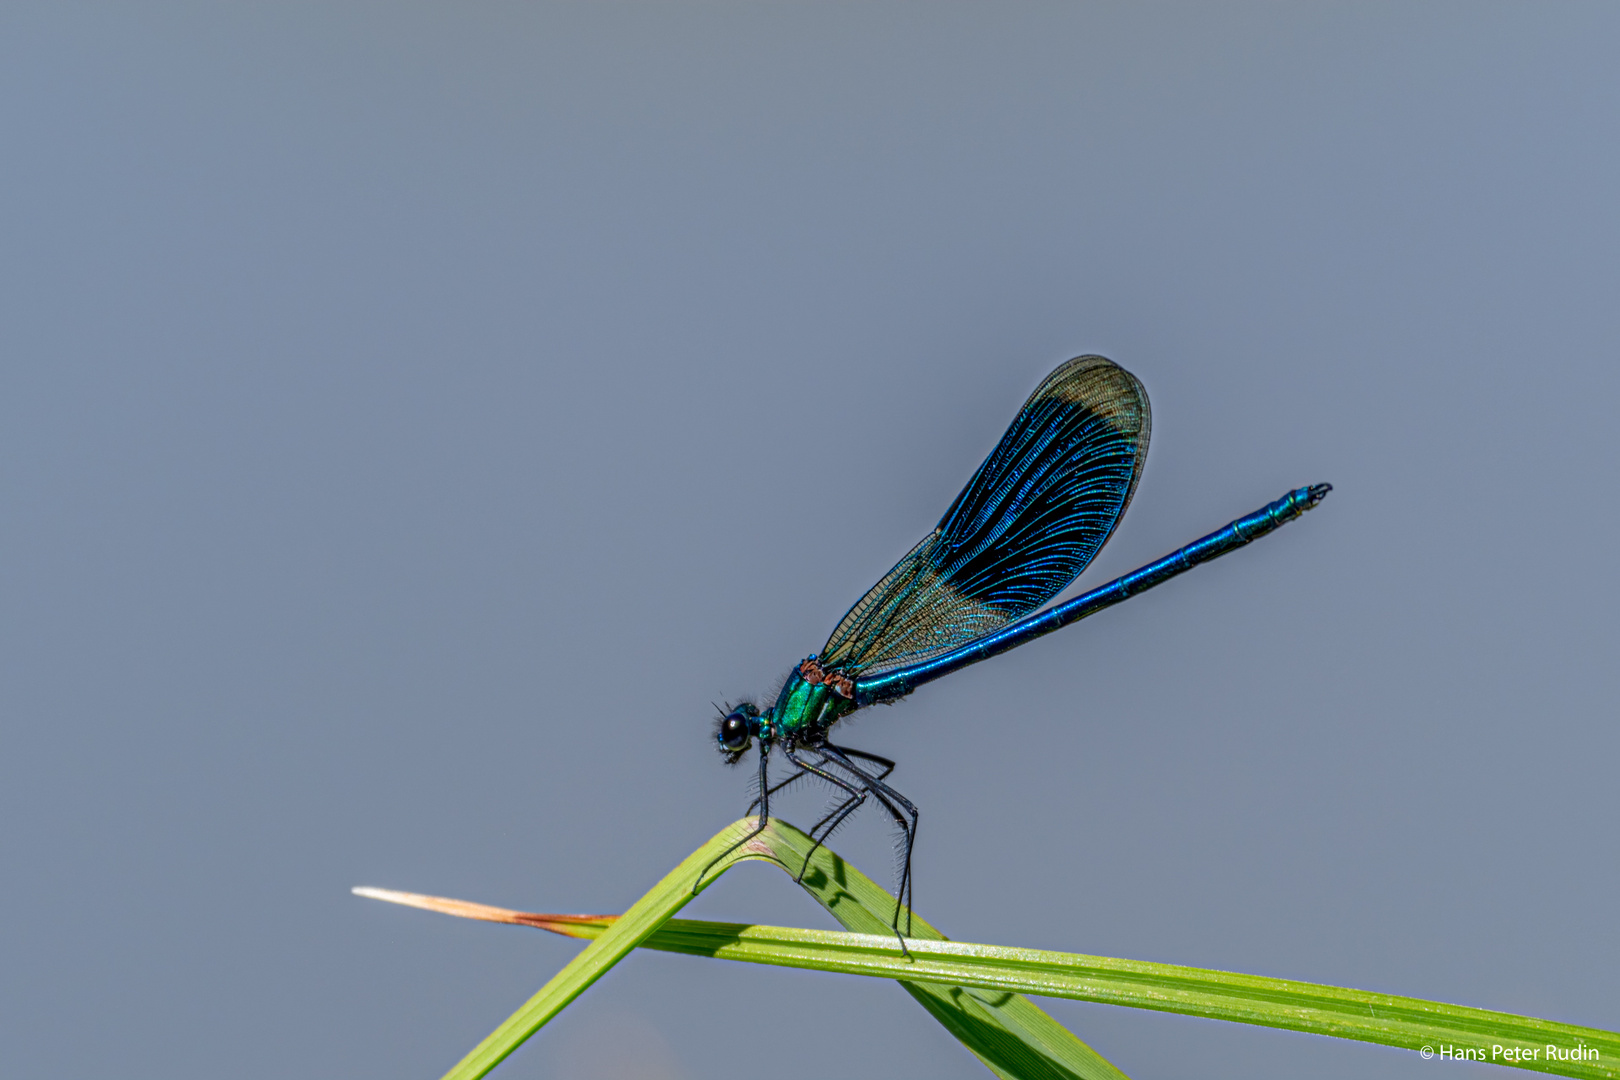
(820, 356, 1150, 675)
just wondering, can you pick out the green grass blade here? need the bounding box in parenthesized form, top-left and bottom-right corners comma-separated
(412, 817, 1127, 1080)
(426, 818, 764, 1080)
(711, 820, 1617, 1079)
(752, 819, 1130, 1080)
(368, 818, 1618, 1080)
(630, 920, 1617, 1079)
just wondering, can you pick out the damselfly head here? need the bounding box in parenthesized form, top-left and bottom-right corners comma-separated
(715, 702, 761, 764)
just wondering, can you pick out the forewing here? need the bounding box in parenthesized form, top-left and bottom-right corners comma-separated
(820, 356, 1150, 674)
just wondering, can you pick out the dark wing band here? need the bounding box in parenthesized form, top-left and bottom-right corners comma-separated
(819, 356, 1150, 675)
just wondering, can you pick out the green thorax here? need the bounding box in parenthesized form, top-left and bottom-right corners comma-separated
(769, 662, 858, 746)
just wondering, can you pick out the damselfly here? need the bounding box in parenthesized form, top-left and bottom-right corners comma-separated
(703, 356, 1329, 941)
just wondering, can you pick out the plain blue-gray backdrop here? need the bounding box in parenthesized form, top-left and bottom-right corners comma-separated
(3, 4, 1617, 1078)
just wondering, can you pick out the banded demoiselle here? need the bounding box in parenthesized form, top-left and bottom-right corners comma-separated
(705, 356, 1329, 940)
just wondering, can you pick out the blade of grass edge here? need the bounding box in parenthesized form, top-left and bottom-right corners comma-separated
(370, 894, 1620, 1080)
(371, 818, 1618, 1080)
(755, 819, 1131, 1080)
(422, 817, 1128, 1080)
(753, 820, 1616, 1080)
(427, 817, 758, 1080)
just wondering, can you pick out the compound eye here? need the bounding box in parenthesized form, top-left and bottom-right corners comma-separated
(718, 711, 752, 753)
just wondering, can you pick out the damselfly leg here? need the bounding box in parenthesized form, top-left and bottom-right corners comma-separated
(790, 745, 899, 879)
(821, 744, 918, 939)
(780, 746, 865, 882)
(746, 767, 810, 815)
(694, 743, 773, 893)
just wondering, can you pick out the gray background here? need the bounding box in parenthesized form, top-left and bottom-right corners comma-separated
(3, 4, 1616, 1078)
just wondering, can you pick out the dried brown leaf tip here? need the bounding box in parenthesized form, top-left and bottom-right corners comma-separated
(351, 886, 617, 939)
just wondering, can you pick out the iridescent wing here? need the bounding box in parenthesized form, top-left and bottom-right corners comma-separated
(819, 356, 1150, 676)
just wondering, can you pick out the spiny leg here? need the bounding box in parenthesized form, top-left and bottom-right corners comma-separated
(792, 745, 903, 870)
(805, 745, 897, 843)
(825, 743, 896, 781)
(805, 778, 861, 839)
(694, 742, 773, 893)
(750, 750, 863, 832)
(819, 771, 914, 957)
(821, 745, 915, 915)
(789, 749, 895, 871)
(861, 785, 916, 938)
(780, 745, 865, 883)
(821, 744, 919, 938)
(797, 787, 866, 875)
(746, 767, 810, 815)
(825, 744, 911, 927)
(792, 750, 866, 836)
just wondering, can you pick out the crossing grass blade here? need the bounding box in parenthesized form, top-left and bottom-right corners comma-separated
(376, 817, 1127, 1080)
(359, 818, 1619, 1080)
(757, 819, 1132, 1080)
